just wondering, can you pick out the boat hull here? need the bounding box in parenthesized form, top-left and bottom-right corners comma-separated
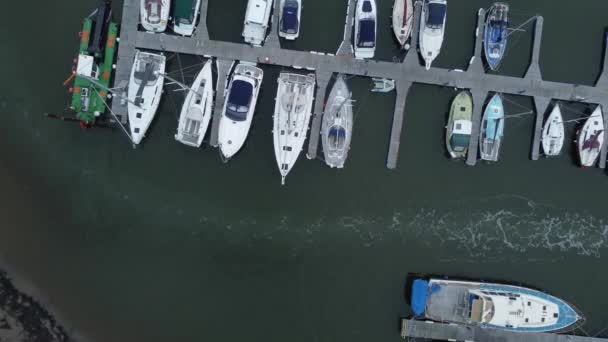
(175, 60, 214, 147)
(479, 93, 504, 161)
(127, 51, 166, 144)
(218, 62, 264, 159)
(321, 75, 353, 168)
(577, 106, 604, 167)
(541, 104, 564, 157)
(273, 73, 316, 184)
(140, 0, 171, 33)
(392, 0, 413, 47)
(445, 91, 473, 159)
(419, 0, 447, 70)
(410, 277, 585, 333)
(354, 0, 377, 59)
(483, 3, 509, 71)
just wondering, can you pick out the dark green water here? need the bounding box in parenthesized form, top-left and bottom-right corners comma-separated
(1, 0, 608, 341)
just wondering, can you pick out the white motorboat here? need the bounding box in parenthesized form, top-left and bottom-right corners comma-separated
(577, 105, 604, 167)
(218, 62, 264, 160)
(354, 0, 377, 59)
(242, 0, 273, 47)
(371, 78, 395, 93)
(419, 0, 447, 70)
(321, 75, 353, 168)
(273, 73, 316, 185)
(175, 60, 214, 147)
(128, 51, 166, 145)
(541, 104, 564, 157)
(140, 0, 171, 33)
(392, 0, 413, 48)
(172, 0, 201, 36)
(278, 0, 301, 40)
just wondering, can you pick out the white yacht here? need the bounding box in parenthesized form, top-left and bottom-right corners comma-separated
(140, 0, 171, 33)
(419, 0, 447, 70)
(541, 104, 564, 157)
(392, 0, 413, 48)
(577, 105, 604, 167)
(128, 51, 166, 145)
(172, 0, 201, 36)
(175, 60, 214, 147)
(321, 75, 353, 168)
(218, 62, 264, 160)
(273, 73, 316, 185)
(354, 0, 377, 59)
(242, 0, 273, 47)
(279, 0, 301, 40)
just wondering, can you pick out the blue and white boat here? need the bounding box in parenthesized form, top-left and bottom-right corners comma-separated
(354, 0, 377, 59)
(410, 278, 585, 333)
(479, 93, 504, 161)
(279, 0, 301, 40)
(484, 3, 509, 71)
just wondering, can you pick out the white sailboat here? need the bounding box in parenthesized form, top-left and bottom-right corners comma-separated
(273, 73, 316, 185)
(577, 105, 604, 167)
(218, 62, 264, 160)
(127, 50, 166, 145)
(392, 0, 413, 48)
(242, 0, 273, 47)
(541, 104, 564, 157)
(354, 0, 377, 59)
(321, 75, 353, 168)
(278, 0, 302, 40)
(419, 0, 447, 70)
(175, 60, 214, 147)
(140, 0, 171, 33)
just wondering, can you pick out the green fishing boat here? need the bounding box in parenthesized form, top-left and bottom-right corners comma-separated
(445, 91, 473, 159)
(67, 1, 118, 126)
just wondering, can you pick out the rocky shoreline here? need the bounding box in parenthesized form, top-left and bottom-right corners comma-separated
(0, 270, 70, 342)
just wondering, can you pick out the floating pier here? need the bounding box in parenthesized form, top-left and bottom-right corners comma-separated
(112, 0, 608, 169)
(400, 319, 608, 342)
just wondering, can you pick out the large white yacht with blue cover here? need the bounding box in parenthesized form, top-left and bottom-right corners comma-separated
(410, 278, 585, 333)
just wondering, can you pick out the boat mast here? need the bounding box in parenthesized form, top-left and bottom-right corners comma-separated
(157, 72, 204, 97)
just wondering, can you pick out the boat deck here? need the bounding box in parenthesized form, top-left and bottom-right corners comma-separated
(112, 0, 608, 169)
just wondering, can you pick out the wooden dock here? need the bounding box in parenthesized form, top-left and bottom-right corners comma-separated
(112, 0, 608, 169)
(400, 319, 607, 342)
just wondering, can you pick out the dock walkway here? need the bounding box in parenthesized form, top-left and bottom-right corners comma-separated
(113, 0, 608, 169)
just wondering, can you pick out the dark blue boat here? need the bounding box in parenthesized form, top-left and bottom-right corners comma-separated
(483, 3, 509, 71)
(280, 0, 300, 38)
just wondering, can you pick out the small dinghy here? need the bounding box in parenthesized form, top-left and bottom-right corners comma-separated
(371, 78, 395, 93)
(541, 103, 564, 157)
(140, 0, 171, 33)
(279, 0, 301, 40)
(446, 91, 473, 159)
(321, 75, 353, 168)
(175, 60, 214, 147)
(392, 0, 413, 48)
(128, 51, 166, 144)
(577, 106, 604, 167)
(354, 0, 377, 59)
(218, 62, 264, 160)
(479, 93, 504, 161)
(273, 73, 316, 184)
(419, 0, 447, 70)
(484, 2, 509, 71)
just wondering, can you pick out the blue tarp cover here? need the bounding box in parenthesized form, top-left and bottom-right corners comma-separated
(411, 279, 429, 316)
(281, 2, 299, 33)
(427, 3, 446, 27)
(358, 19, 375, 46)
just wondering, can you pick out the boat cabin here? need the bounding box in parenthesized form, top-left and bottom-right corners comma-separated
(226, 80, 253, 121)
(328, 126, 347, 152)
(450, 120, 471, 152)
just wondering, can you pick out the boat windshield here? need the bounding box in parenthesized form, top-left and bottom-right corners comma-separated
(328, 126, 346, 151)
(280, 1, 299, 34)
(426, 3, 446, 29)
(357, 19, 376, 48)
(226, 80, 253, 121)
